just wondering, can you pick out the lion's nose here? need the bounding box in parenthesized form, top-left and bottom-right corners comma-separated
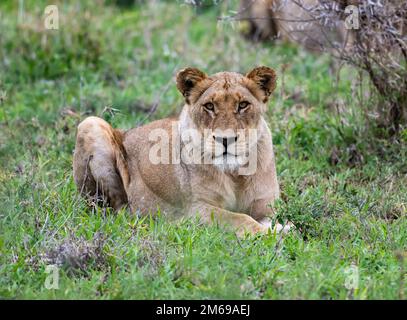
(213, 135, 238, 154)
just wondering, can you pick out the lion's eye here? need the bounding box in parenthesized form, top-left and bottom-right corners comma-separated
(238, 101, 250, 112)
(203, 102, 215, 112)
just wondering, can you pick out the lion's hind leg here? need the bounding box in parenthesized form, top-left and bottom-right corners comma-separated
(73, 116, 128, 211)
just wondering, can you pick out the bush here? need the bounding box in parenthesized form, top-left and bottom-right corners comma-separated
(239, 0, 407, 135)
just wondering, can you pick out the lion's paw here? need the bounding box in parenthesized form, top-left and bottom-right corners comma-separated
(260, 218, 294, 234)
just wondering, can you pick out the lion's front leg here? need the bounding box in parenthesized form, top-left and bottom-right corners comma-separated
(189, 203, 270, 237)
(249, 198, 293, 234)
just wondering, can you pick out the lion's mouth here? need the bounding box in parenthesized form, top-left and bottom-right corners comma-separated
(222, 151, 236, 157)
(214, 152, 238, 159)
(212, 153, 241, 166)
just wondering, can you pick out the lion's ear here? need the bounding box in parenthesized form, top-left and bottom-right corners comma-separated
(176, 67, 207, 103)
(245, 66, 277, 103)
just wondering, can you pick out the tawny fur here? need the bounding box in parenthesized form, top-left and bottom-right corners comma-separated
(73, 66, 289, 237)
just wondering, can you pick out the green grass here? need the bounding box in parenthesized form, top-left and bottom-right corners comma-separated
(0, 0, 406, 299)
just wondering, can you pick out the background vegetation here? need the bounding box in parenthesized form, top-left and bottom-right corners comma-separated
(0, 0, 406, 299)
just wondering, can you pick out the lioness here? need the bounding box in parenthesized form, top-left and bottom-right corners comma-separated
(73, 66, 291, 236)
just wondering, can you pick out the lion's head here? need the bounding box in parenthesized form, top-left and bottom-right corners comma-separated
(176, 66, 277, 172)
